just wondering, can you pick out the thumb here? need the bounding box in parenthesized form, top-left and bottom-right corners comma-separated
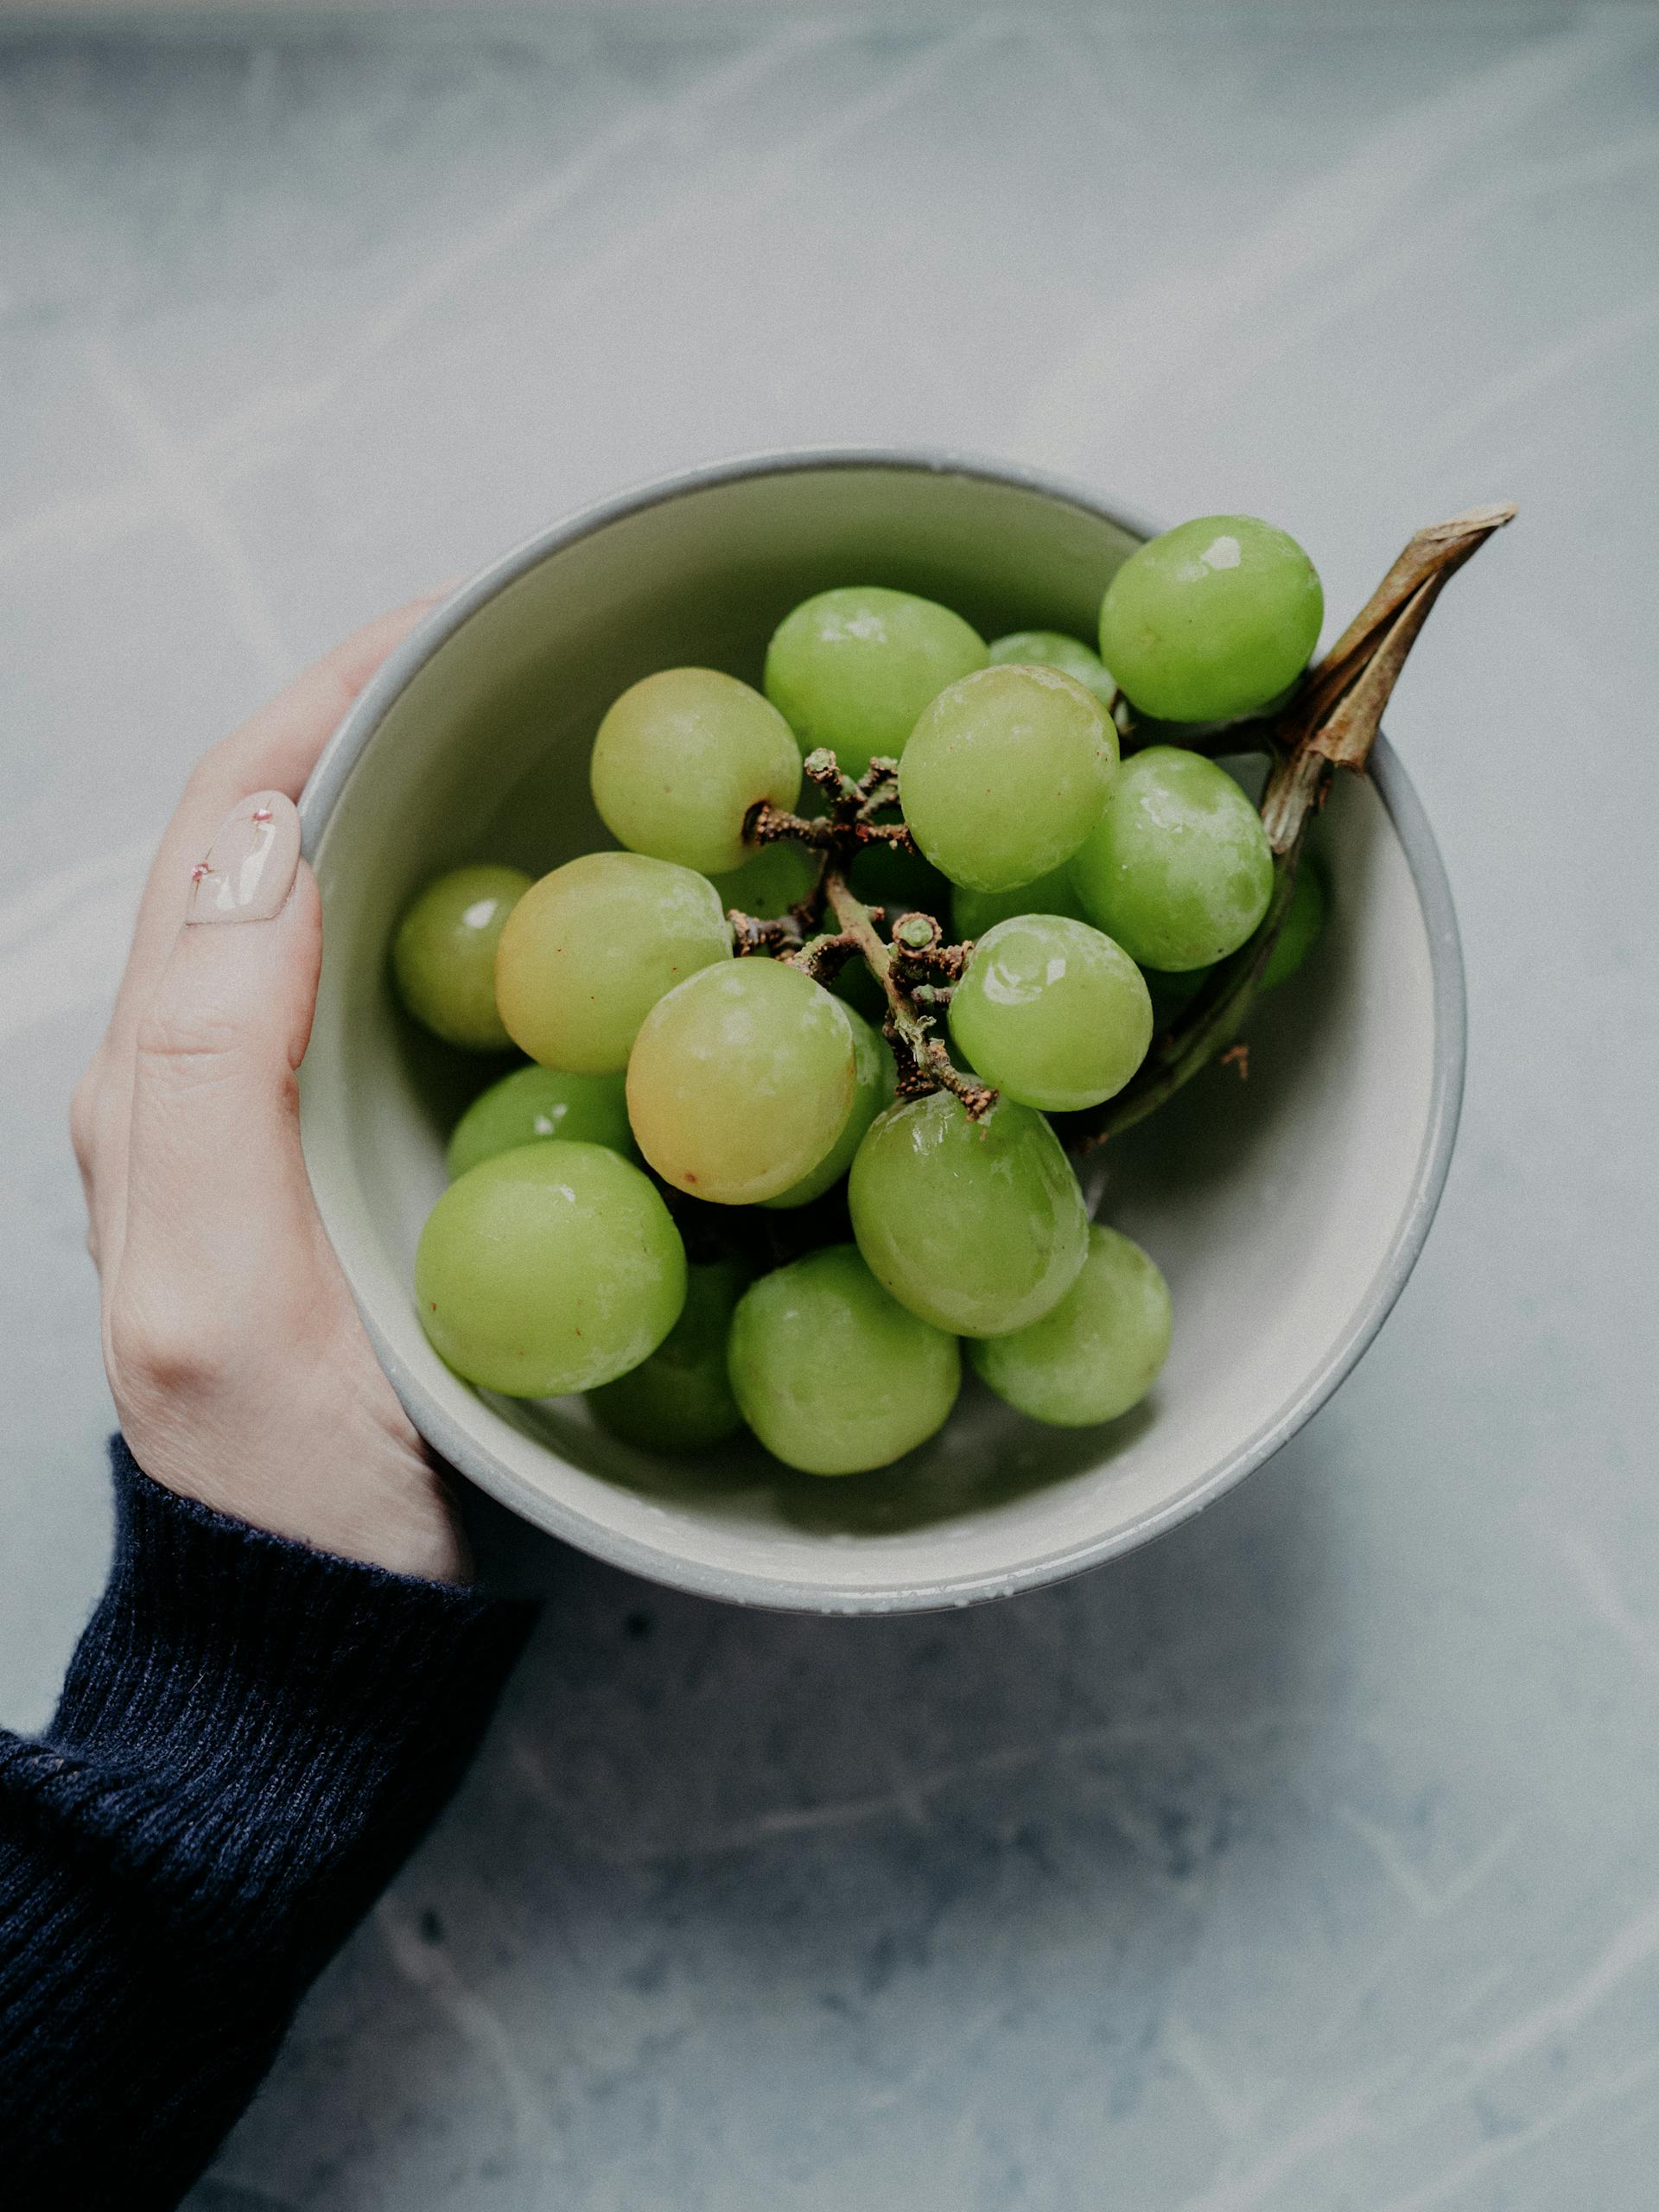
(118, 791, 324, 1324)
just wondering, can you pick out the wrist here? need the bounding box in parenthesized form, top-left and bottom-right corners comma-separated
(114, 1378, 467, 1585)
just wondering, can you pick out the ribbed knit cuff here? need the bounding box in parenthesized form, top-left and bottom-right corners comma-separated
(20, 1438, 537, 1947)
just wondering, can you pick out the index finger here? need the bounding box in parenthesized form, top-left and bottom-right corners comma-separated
(109, 589, 451, 1054)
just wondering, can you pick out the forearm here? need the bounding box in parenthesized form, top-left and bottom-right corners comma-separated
(0, 1439, 532, 2212)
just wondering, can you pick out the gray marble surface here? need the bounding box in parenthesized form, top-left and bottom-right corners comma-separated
(3, 6, 1656, 2207)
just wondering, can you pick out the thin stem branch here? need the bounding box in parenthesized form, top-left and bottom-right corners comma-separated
(823, 868, 995, 1118)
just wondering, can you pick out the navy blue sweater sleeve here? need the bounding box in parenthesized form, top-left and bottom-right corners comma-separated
(0, 1438, 535, 2212)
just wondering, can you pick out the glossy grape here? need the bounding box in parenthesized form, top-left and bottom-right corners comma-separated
(495, 852, 731, 1074)
(950, 864, 1089, 940)
(588, 1257, 747, 1452)
(627, 958, 856, 1204)
(708, 840, 818, 922)
(763, 1005, 895, 1209)
(764, 587, 987, 778)
(970, 1224, 1171, 1426)
(1098, 515, 1322, 724)
(848, 1092, 1088, 1337)
(1145, 855, 1329, 1031)
(416, 1141, 685, 1398)
(391, 865, 531, 1052)
(949, 916, 1153, 1113)
(446, 1065, 633, 1180)
(988, 629, 1116, 709)
(590, 667, 801, 876)
(899, 664, 1117, 893)
(727, 1245, 961, 1475)
(1069, 747, 1273, 972)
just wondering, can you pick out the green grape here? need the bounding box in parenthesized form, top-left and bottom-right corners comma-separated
(988, 629, 1117, 709)
(416, 1141, 685, 1398)
(949, 917, 1153, 1113)
(763, 1006, 895, 1209)
(971, 1224, 1170, 1427)
(446, 1065, 633, 1180)
(588, 1256, 747, 1452)
(950, 864, 1089, 939)
(708, 840, 818, 922)
(1098, 515, 1322, 724)
(727, 1245, 961, 1475)
(627, 958, 856, 1205)
(764, 586, 987, 778)
(391, 865, 531, 1052)
(495, 852, 730, 1074)
(847, 835, 951, 925)
(1070, 747, 1273, 972)
(1140, 858, 1329, 1046)
(1261, 856, 1328, 991)
(590, 667, 801, 876)
(848, 1092, 1088, 1337)
(899, 664, 1117, 893)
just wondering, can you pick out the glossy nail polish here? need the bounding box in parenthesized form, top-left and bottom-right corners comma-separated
(188, 790, 301, 925)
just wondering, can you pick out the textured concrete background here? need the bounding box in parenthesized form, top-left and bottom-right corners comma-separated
(3, 7, 1656, 2208)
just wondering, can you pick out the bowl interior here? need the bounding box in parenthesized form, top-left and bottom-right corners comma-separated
(301, 460, 1443, 1611)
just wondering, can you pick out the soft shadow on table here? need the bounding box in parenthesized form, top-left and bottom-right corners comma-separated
(198, 1427, 1338, 2205)
(462, 1420, 1334, 1877)
(201, 958, 1352, 2206)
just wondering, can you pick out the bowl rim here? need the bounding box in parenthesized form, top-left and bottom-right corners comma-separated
(299, 445, 1467, 1614)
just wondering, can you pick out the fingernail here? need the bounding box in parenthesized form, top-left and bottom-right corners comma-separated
(188, 791, 301, 925)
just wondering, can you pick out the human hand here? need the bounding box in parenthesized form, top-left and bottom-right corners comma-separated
(71, 595, 467, 1583)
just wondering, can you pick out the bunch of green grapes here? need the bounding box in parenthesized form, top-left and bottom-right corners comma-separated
(389, 518, 1328, 1478)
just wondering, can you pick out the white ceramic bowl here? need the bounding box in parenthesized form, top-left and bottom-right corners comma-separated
(298, 450, 1464, 1614)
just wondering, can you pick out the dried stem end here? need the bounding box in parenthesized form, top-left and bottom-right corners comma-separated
(1077, 500, 1515, 1148)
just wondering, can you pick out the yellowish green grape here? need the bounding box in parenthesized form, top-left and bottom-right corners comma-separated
(708, 840, 818, 921)
(1070, 747, 1273, 972)
(416, 1141, 685, 1398)
(949, 916, 1153, 1112)
(495, 852, 731, 1074)
(988, 629, 1116, 709)
(764, 587, 987, 777)
(727, 1245, 961, 1475)
(951, 864, 1089, 939)
(626, 958, 856, 1204)
(763, 1005, 895, 1209)
(1098, 516, 1322, 724)
(391, 865, 531, 1051)
(446, 1065, 633, 1180)
(899, 664, 1117, 893)
(970, 1224, 1171, 1426)
(848, 1093, 1088, 1337)
(588, 1257, 747, 1452)
(590, 668, 801, 875)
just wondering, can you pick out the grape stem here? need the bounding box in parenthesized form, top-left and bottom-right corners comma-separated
(821, 867, 995, 1118)
(1071, 500, 1516, 1149)
(728, 499, 1513, 1143)
(734, 758, 998, 1114)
